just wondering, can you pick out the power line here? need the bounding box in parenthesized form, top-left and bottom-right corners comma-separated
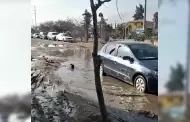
(115, 0, 123, 21)
(115, 0, 126, 39)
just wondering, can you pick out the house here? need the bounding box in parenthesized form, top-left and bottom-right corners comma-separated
(125, 20, 153, 33)
(158, 91, 190, 109)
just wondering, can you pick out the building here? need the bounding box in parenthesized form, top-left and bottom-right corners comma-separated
(158, 91, 190, 109)
(125, 20, 153, 33)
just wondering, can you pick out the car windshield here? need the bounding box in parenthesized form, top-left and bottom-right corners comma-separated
(128, 44, 158, 60)
(63, 33, 71, 37)
(52, 33, 58, 35)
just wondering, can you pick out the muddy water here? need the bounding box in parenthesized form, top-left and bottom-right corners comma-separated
(55, 47, 158, 115)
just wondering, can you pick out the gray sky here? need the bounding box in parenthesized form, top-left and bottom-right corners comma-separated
(159, 0, 188, 93)
(31, 0, 158, 25)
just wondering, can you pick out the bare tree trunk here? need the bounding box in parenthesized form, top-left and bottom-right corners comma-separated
(85, 24, 89, 43)
(90, 0, 108, 121)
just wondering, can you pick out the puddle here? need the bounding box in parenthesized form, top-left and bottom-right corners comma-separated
(53, 47, 158, 114)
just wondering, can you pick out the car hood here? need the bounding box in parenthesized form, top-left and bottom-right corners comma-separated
(140, 60, 158, 71)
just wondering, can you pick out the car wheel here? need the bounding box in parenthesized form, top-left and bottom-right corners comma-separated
(134, 75, 147, 93)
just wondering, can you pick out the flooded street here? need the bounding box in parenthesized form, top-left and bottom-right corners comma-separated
(31, 39, 158, 121)
(54, 46, 158, 115)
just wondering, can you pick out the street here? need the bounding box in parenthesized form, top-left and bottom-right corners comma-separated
(31, 38, 157, 121)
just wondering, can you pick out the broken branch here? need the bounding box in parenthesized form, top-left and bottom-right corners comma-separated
(95, 0, 111, 10)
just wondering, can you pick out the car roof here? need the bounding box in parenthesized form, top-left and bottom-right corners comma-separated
(108, 40, 152, 46)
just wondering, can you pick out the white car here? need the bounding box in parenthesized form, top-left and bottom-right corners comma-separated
(32, 33, 40, 38)
(56, 33, 73, 42)
(47, 32, 59, 40)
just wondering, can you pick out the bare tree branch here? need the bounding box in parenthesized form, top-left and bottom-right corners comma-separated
(95, 0, 111, 10)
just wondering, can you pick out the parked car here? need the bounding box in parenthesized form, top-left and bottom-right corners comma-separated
(32, 33, 40, 38)
(98, 41, 158, 93)
(56, 33, 73, 42)
(47, 32, 59, 40)
(39, 32, 48, 39)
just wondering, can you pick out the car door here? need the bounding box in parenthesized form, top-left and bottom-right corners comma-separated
(103, 43, 117, 76)
(115, 45, 135, 84)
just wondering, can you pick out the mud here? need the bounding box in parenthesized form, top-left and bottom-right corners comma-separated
(31, 39, 158, 122)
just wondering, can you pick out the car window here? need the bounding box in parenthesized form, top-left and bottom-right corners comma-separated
(128, 44, 158, 60)
(116, 46, 131, 58)
(105, 44, 116, 56)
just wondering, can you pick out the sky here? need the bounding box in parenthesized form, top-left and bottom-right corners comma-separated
(159, 0, 188, 93)
(31, 0, 158, 25)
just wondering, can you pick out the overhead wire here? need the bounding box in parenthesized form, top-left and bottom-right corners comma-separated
(115, 0, 125, 39)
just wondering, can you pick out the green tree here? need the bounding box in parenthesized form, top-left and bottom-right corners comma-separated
(98, 12, 112, 42)
(31, 26, 39, 33)
(38, 21, 55, 32)
(144, 28, 153, 39)
(82, 9, 92, 42)
(115, 23, 125, 39)
(165, 63, 185, 92)
(133, 4, 144, 20)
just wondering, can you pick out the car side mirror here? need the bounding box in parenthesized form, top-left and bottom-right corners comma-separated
(123, 56, 134, 63)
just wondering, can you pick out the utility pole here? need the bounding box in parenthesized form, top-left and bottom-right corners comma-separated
(184, 0, 190, 119)
(143, 0, 147, 30)
(34, 6, 37, 27)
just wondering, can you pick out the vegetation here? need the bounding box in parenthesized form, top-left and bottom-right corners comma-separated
(133, 4, 144, 20)
(98, 12, 114, 42)
(82, 9, 92, 42)
(165, 63, 185, 92)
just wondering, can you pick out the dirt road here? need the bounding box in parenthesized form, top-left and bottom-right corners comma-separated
(31, 39, 158, 122)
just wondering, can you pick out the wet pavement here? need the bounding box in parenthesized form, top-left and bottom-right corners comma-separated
(31, 39, 158, 121)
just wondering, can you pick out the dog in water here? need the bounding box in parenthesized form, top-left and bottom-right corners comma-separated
(70, 64, 74, 70)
